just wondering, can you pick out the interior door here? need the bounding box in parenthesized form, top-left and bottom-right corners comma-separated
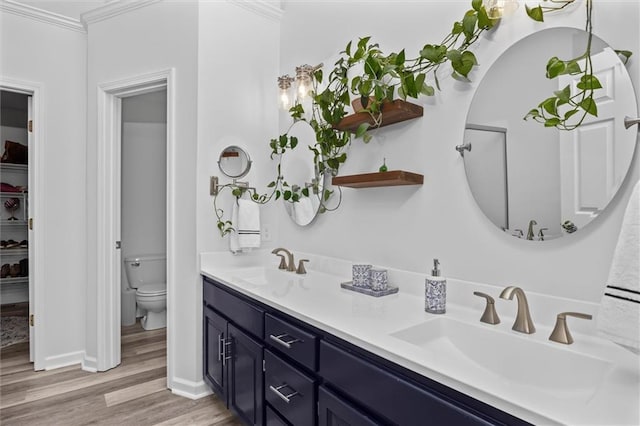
(463, 126, 509, 230)
(27, 94, 34, 363)
(559, 47, 637, 229)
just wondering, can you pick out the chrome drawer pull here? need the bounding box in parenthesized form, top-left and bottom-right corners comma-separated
(269, 333, 301, 349)
(220, 337, 232, 366)
(269, 384, 299, 403)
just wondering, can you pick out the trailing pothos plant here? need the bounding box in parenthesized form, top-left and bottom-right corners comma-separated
(524, 0, 632, 129)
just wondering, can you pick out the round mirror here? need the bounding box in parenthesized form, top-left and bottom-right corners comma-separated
(280, 120, 325, 226)
(464, 27, 638, 241)
(218, 145, 251, 179)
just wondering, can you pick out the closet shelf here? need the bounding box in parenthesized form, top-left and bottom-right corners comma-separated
(0, 220, 28, 227)
(0, 192, 27, 197)
(333, 100, 423, 133)
(0, 277, 28, 285)
(0, 163, 28, 172)
(0, 248, 28, 256)
(332, 170, 424, 188)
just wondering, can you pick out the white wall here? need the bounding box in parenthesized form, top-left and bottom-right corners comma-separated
(120, 121, 167, 288)
(196, 1, 281, 257)
(277, 1, 640, 303)
(0, 11, 87, 366)
(85, 1, 199, 392)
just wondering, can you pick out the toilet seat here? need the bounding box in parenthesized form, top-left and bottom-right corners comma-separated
(136, 282, 166, 296)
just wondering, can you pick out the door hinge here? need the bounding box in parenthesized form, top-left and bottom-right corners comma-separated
(30, 314, 34, 326)
(29, 218, 33, 230)
(28, 120, 33, 133)
(262, 359, 266, 372)
(115, 241, 121, 249)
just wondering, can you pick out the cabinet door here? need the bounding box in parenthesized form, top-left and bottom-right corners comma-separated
(318, 386, 378, 426)
(203, 305, 227, 402)
(228, 323, 264, 426)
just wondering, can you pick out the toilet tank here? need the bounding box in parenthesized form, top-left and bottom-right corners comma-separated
(124, 254, 166, 289)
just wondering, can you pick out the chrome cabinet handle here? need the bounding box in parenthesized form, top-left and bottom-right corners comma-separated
(269, 384, 299, 403)
(269, 333, 301, 349)
(219, 336, 232, 365)
(549, 311, 592, 345)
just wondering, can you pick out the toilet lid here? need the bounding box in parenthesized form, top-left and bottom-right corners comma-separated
(136, 282, 166, 296)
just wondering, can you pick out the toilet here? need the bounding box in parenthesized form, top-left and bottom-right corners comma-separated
(124, 254, 167, 330)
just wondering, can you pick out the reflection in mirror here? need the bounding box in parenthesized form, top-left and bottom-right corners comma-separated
(281, 120, 325, 226)
(465, 27, 637, 241)
(218, 145, 251, 179)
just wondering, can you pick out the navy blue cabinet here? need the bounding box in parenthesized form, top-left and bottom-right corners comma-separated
(318, 386, 378, 426)
(203, 305, 226, 399)
(228, 323, 264, 426)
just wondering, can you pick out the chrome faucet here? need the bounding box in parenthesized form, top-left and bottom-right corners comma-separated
(271, 248, 296, 272)
(499, 286, 535, 334)
(526, 220, 537, 240)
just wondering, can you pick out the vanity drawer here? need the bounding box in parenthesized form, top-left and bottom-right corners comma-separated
(203, 278, 264, 339)
(264, 349, 316, 426)
(320, 341, 495, 426)
(265, 313, 318, 371)
(265, 405, 289, 426)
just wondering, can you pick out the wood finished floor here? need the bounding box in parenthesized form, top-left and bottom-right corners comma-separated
(0, 321, 243, 426)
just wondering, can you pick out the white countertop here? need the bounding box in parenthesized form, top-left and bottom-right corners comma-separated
(200, 250, 640, 426)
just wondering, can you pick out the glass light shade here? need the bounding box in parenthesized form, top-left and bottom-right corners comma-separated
(295, 65, 314, 102)
(484, 0, 519, 19)
(277, 75, 294, 110)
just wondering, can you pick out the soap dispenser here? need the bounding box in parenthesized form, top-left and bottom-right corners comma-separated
(425, 259, 446, 314)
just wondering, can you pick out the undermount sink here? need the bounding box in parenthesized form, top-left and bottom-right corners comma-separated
(390, 317, 611, 395)
(227, 267, 288, 286)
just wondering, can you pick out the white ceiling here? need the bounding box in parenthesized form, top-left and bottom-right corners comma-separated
(13, 0, 112, 20)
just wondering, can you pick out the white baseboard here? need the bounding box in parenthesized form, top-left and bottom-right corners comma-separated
(170, 376, 212, 400)
(44, 350, 84, 371)
(81, 354, 98, 372)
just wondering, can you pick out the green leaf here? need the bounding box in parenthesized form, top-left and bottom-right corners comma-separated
(546, 57, 565, 79)
(615, 49, 633, 65)
(477, 6, 492, 29)
(565, 61, 581, 75)
(283, 190, 292, 201)
(290, 136, 298, 149)
(420, 44, 446, 63)
(525, 5, 544, 22)
(580, 97, 598, 116)
(544, 117, 561, 127)
(524, 109, 540, 120)
(292, 193, 300, 202)
(355, 122, 370, 138)
(345, 40, 352, 56)
(279, 134, 288, 148)
(267, 181, 276, 188)
(554, 85, 571, 103)
(396, 49, 405, 66)
(564, 109, 579, 120)
(452, 21, 464, 35)
(472, 0, 482, 11)
(576, 75, 602, 90)
(275, 190, 281, 200)
(362, 133, 373, 143)
(541, 97, 558, 116)
(323, 189, 332, 202)
(462, 12, 478, 39)
(301, 187, 309, 197)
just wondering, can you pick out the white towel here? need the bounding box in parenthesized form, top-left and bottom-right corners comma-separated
(229, 199, 261, 253)
(597, 179, 640, 354)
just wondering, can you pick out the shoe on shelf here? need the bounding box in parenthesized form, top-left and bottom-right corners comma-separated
(19, 258, 28, 277)
(19, 240, 28, 248)
(9, 263, 21, 277)
(5, 240, 19, 249)
(0, 240, 6, 249)
(1, 263, 9, 278)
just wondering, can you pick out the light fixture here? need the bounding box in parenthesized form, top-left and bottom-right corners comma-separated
(277, 75, 295, 110)
(484, 0, 519, 19)
(277, 63, 323, 110)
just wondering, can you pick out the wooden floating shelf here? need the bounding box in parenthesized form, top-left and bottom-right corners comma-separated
(332, 170, 424, 188)
(334, 99, 424, 133)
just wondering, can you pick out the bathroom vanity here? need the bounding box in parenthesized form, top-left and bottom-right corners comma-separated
(201, 251, 640, 426)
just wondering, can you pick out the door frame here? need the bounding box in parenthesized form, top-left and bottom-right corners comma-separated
(0, 77, 44, 370)
(95, 69, 175, 374)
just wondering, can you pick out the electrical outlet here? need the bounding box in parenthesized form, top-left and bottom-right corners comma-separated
(262, 224, 272, 242)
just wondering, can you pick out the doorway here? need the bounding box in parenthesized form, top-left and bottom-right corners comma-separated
(95, 70, 175, 379)
(0, 82, 42, 369)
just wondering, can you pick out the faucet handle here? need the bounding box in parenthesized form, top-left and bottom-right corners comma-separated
(274, 254, 288, 270)
(296, 259, 309, 275)
(473, 292, 500, 325)
(549, 311, 592, 345)
(512, 229, 523, 238)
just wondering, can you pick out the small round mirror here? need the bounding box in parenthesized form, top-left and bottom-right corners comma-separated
(218, 146, 251, 179)
(281, 121, 325, 226)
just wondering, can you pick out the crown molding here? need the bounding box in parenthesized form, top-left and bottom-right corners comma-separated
(227, 0, 284, 22)
(81, 0, 161, 26)
(0, 0, 85, 33)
